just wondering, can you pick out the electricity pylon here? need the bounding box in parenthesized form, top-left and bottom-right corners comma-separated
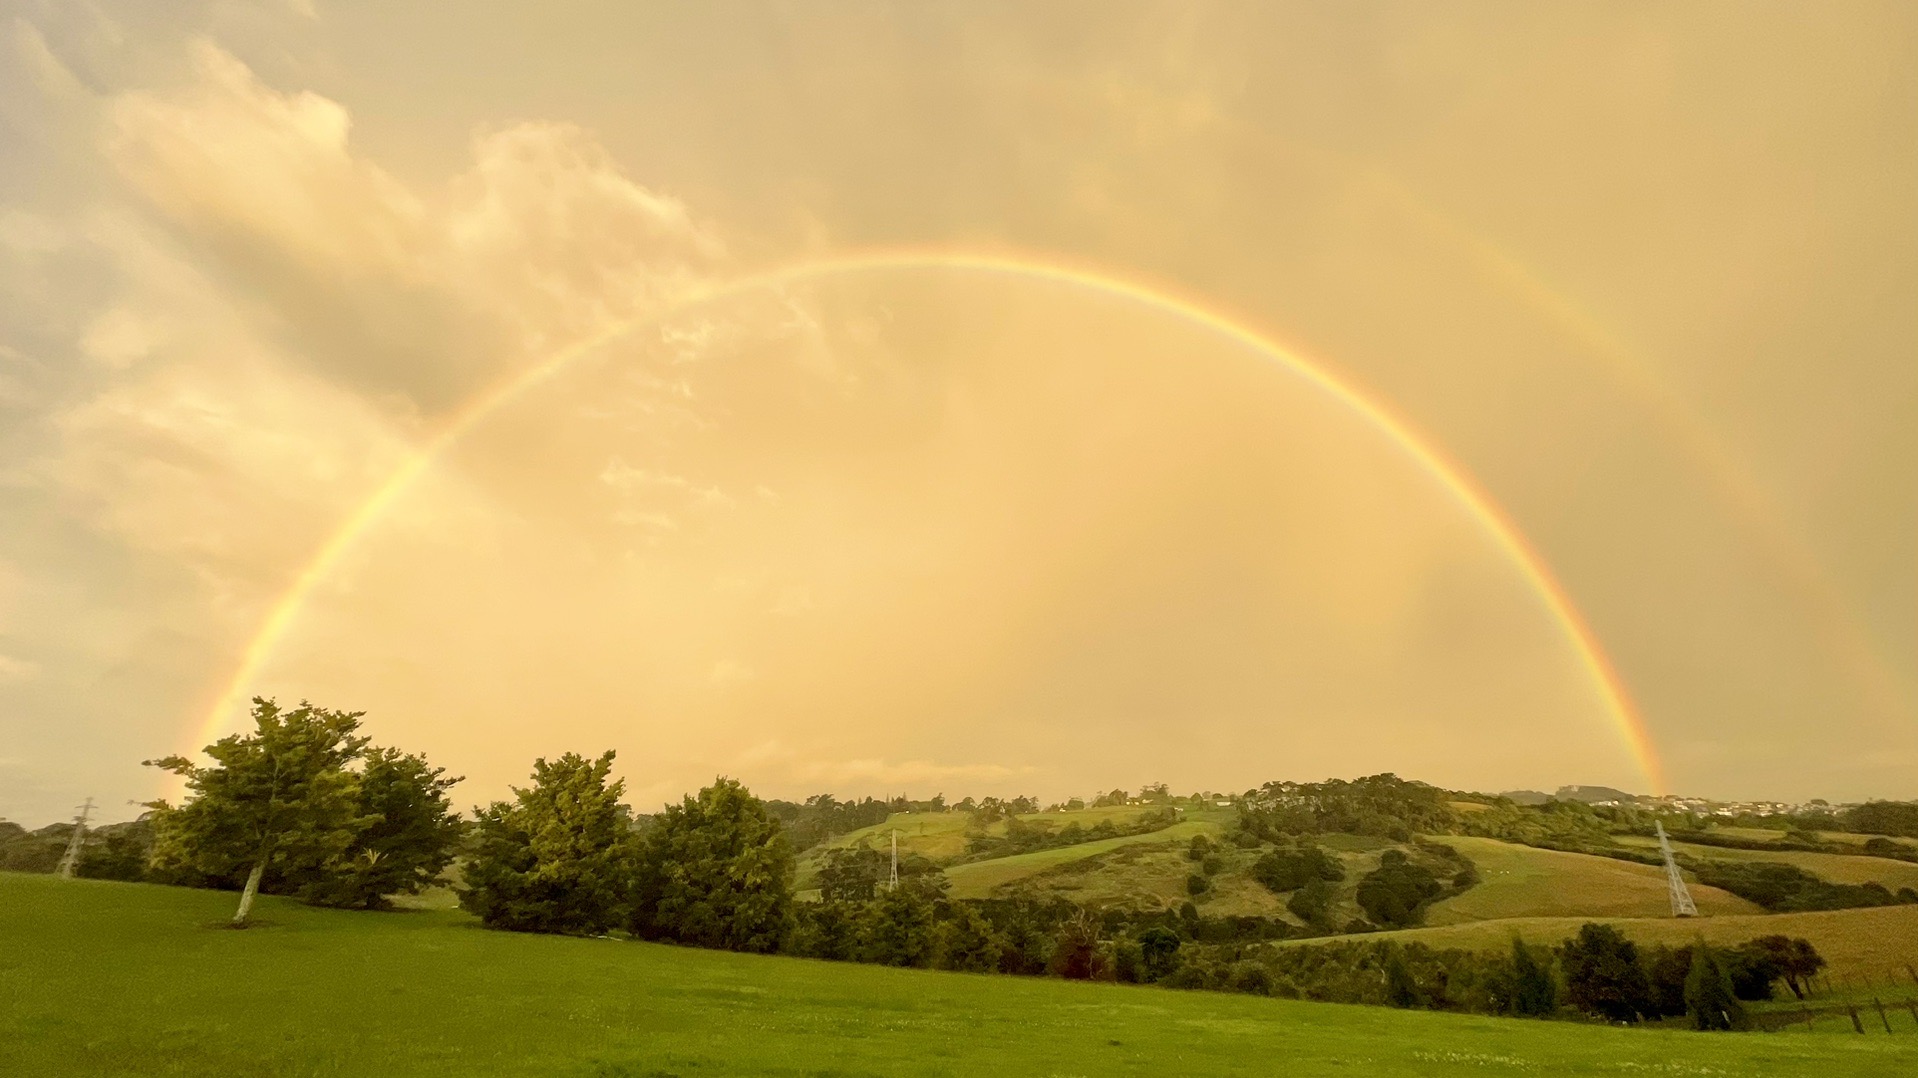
(1656, 820, 1697, 917)
(55, 797, 93, 879)
(888, 828, 900, 891)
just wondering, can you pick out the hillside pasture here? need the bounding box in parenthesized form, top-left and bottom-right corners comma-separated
(5, 873, 1912, 1077)
(1617, 836, 1918, 891)
(943, 820, 1215, 899)
(1424, 837, 1761, 924)
(1293, 903, 1918, 985)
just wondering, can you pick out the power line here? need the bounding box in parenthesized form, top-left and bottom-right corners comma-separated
(55, 797, 93, 879)
(1656, 820, 1698, 917)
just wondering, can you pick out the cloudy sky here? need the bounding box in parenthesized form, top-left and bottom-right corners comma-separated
(2, 1, 1912, 824)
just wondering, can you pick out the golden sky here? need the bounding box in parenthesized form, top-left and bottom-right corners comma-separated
(1, 1, 1913, 822)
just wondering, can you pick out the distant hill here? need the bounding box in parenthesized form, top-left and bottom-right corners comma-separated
(1491, 786, 1642, 805)
(1552, 785, 1640, 804)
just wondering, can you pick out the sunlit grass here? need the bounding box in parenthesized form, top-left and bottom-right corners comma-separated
(5, 872, 1913, 1077)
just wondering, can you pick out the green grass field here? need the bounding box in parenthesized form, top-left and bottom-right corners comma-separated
(1613, 836, 1918, 891)
(942, 820, 1216, 899)
(5, 873, 1914, 1077)
(1425, 837, 1762, 924)
(794, 807, 1181, 889)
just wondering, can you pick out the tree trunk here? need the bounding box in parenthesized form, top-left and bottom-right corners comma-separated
(233, 860, 266, 926)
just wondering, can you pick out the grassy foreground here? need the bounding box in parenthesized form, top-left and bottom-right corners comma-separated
(4, 874, 1915, 1077)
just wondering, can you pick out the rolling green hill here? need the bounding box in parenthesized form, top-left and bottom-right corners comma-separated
(1614, 835, 1918, 892)
(4, 872, 1910, 1078)
(1288, 903, 1918, 984)
(1424, 836, 1762, 924)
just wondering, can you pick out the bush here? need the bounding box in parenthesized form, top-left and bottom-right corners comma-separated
(1559, 923, 1651, 1023)
(1685, 944, 1749, 1031)
(1228, 960, 1274, 995)
(629, 778, 794, 953)
(1251, 845, 1344, 894)
(1286, 877, 1336, 929)
(1690, 860, 1902, 912)
(1185, 872, 1210, 896)
(1354, 851, 1442, 928)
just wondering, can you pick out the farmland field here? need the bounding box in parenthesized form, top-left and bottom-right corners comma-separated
(4, 873, 1913, 1077)
(1294, 903, 1918, 984)
(1425, 836, 1762, 923)
(1614, 836, 1918, 891)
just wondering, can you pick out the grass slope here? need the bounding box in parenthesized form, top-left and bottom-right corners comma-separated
(943, 821, 1216, 899)
(1295, 904, 1918, 983)
(3, 873, 1911, 1078)
(1614, 836, 1918, 891)
(1426, 836, 1762, 924)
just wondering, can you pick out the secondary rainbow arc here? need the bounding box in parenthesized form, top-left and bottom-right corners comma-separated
(191, 247, 1669, 794)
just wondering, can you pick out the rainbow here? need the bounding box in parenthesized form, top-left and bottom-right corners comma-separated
(191, 247, 1668, 793)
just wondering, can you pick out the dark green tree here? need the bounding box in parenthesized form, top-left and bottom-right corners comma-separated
(302, 747, 462, 909)
(1384, 947, 1421, 1007)
(1048, 910, 1107, 980)
(1354, 850, 1442, 928)
(1138, 925, 1183, 981)
(1685, 943, 1748, 1031)
(1510, 937, 1558, 1016)
(1744, 935, 1824, 999)
(1559, 923, 1651, 1023)
(787, 900, 862, 961)
(931, 903, 1001, 972)
(461, 751, 634, 935)
(1645, 943, 1694, 1017)
(630, 777, 793, 953)
(816, 843, 886, 903)
(146, 698, 370, 925)
(1287, 877, 1337, 930)
(860, 881, 938, 967)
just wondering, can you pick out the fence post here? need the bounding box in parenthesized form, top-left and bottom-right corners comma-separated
(1907, 963, 1918, 989)
(1873, 998, 1893, 1033)
(1847, 1003, 1864, 1034)
(1905, 1000, 1918, 1029)
(1801, 1006, 1815, 1032)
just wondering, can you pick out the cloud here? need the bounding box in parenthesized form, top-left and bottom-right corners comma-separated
(0, 654, 40, 684)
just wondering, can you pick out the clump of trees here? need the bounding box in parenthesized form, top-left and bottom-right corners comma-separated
(143, 698, 462, 924)
(461, 751, 635, 935)
(1687, 860, 1916, 911)
(1235, 774, 1456, 842)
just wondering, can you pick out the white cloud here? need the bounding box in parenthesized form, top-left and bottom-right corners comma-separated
(0, 654, 41, 684)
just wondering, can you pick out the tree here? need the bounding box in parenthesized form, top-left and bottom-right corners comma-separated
(1048, 910, 1107, 980)
(1287, 877, 1337, 930)
(787, 900, 862, 961)
(1509, 937, 1558, 1016)
(1355, 851, 1442, 928)
(860, 881, 938, 967)
(1744, 935, 1824, 1000)
(1685, 943, 1748, 1031)
(1384, 947, 1421, 1007)
(302, 747, 462, 909)
(1559, 923, 1651, 1023)
(816, 843, 886, 903)
(146, 698, 370, 926)
(630, 777, 793, 953)
(1645, 944, 1694, 1018)
(931, 903, 1001, 972)
(461, 751, 634, 935)
(1138, 926, 1183, 982)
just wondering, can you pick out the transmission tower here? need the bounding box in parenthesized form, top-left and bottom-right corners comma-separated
(888, 828, 900, 891)
(1656, 820, 1697, 917)
(55, 797, 93, 879)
